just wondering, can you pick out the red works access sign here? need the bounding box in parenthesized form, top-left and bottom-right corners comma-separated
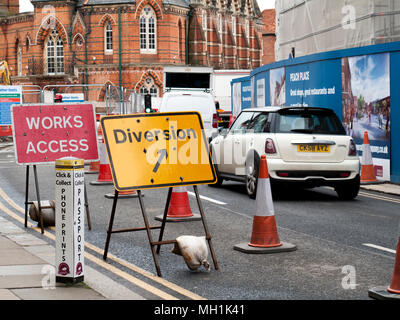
(12, 103, 99, 164)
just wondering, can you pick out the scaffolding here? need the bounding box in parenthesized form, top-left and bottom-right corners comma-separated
(275, 0, 400, 60)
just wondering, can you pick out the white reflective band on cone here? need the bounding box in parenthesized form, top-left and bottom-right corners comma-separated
(255, 178, 275, 217)
(173, 186, 187, 193)
(99, 142, 108, 164)
(362, 143, 373, 165)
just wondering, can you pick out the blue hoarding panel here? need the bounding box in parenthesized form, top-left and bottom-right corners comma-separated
(285, 60, 342, 117)
(390, 52, 400, 182)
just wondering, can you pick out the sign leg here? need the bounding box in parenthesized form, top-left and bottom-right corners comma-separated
(33, 165, 44, 234)
(137, 190, 162, 277)
(103, 190, 119, 261)
(156, 187, 173, 254)
(193, 185, 219, 270)
(84, 180, 92, 231)
(24, 165, 30, 228)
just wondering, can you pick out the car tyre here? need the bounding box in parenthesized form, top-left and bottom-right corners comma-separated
(335, 175, 360, 200)
(245, 155, 259, 199)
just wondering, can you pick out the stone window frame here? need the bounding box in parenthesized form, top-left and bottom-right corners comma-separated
(140, 5, 157, 54)
(45, 29, 64, 75)
(104, 21, 113, 55)
(140, 77, 159, 97)
(17, 46, 22, 77)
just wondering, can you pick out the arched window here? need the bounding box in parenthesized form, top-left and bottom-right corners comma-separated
(245, 20, 250, 38)
(218, 14, 222, 33)
(232, 16, 236, 37)
(203, 11, 207, 41)
(46, 29, 64, 75)
(140, 77, 159, 97)
(105, 22, 113, 54)
(17, 46, 22, 76)
(140, 6, 157, 53)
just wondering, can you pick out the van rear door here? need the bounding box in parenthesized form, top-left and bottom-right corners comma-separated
(160, 93, 215, 129)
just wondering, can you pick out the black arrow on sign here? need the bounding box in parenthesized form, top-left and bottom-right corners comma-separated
(153, 149, 168, 173)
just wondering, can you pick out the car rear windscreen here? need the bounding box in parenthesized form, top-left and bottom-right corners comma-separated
(275, 109, 346, 135)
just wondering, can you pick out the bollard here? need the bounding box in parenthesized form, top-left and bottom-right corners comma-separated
(55, 157, 85, 284)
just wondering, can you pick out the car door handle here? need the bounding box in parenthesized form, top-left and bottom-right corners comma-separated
(234, 139, 240, 144)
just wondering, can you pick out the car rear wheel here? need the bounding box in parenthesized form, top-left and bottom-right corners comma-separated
(245, 157, 259, 199)
(335, 175, 360, 200)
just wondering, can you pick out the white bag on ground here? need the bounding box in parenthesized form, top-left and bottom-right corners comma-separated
(172, 236, 210, 271)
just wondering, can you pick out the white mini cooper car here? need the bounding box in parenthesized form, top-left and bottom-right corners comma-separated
(209, 107, 360, 200)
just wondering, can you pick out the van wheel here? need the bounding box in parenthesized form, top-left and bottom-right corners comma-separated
(245, 157, 259, 199)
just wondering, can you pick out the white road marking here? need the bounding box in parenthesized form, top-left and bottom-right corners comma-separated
(187, 192, 227, 205)
(362, 243, 396, 254)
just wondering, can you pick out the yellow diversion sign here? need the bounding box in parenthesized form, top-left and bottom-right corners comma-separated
(101, 112, 217, 191)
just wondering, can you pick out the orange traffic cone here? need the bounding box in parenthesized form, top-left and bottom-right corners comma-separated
(155, 187, 200, 222)
(234, 155, 296, 254)
(86, 120, 102, 174)
(105, 188, 143, 199)
(85, 160, 100, 174)
(90, 138, 113, 185)
(361, 131, 377, 183)
(368, 234, 400, 299)
(388, 237, 400, 294)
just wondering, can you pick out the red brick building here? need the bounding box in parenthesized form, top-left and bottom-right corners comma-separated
(0, 0, 263, 101)
(261, 8, 275, 65)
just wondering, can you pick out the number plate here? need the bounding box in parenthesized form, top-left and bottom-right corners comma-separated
(297, 144, 330, 153)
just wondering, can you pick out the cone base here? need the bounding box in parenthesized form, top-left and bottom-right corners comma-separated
(155, 214, 201, 223)
(361, 180, 378, 184)
(233, 241, 297, 254)
(248, 242, 282, 248)
(90, 181, 114, 186)
(387, 287, 400, 294)
(85, 171, 99, 175)
(368, 286, 400, 300)
(105, 192, 143, 199)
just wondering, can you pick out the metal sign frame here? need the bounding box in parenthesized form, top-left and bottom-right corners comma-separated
(103, 187, 219, 277)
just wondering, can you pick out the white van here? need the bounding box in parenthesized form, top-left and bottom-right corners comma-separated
(159, 91, 218, 141)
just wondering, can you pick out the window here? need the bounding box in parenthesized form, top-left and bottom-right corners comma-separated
(105, 22, 113, 54)
(17, 46, 22, 76)
(232, 16, 236, 37)
(218, 14, 222, 33)
(140, 6, 157, 53)
(276, 109, 346, 135)
(46, 29, 64, 75)
(245, 20, 250, 38)
(140, 77, 159, 97)
(203, 11, 207, 41)
(230, 111, 259, 134)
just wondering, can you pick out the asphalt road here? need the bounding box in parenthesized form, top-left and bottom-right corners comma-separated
(0, 144, 399, 300)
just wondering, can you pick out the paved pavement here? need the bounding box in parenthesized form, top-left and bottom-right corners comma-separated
(0, 214, 145, 300)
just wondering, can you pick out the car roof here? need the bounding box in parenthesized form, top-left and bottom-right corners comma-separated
(241, 106, 333, 113)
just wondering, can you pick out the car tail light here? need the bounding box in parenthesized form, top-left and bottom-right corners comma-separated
(212, 113, 218, 128)
(348, 139, 357, 156)
(277, 172, 289, 177)
(265, 138, 277, 154)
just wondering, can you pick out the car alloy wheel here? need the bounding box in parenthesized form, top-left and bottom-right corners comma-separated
(245, 161, 259, 199)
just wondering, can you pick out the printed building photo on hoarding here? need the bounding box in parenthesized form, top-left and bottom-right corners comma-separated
(270, 67, 286, 106)
(342, 53, 390, 142)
